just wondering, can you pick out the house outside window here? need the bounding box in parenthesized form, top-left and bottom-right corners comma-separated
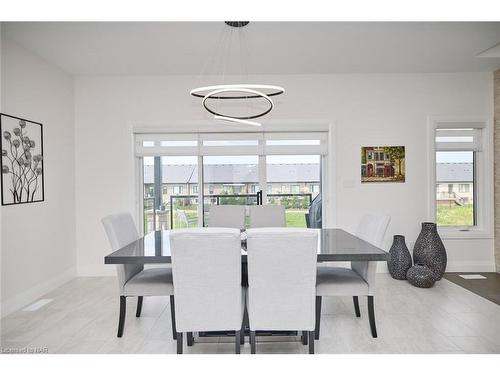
(173, 185, 184, 194)
(144, 184, 154, 198)
(432, 120, 489, 230)
(309, 184, 320, 193)
(459, 184, 470, 193)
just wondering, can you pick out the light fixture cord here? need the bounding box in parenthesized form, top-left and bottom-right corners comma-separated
(195, 23, 226, 91)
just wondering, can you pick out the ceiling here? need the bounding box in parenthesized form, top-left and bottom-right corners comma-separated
(2, 22, 500, 75)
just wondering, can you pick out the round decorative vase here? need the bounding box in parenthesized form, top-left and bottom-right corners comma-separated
(387, 235, 412, 280)
(406, 264, 436, 288)
(413, 222, 447, 280)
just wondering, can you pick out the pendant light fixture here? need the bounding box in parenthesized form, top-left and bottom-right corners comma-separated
(190, 22, 285, 126)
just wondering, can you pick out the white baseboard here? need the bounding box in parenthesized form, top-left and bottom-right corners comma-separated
(0, 267, 76, 318)
(77, 265, 116, 277)
(333, 261, 495, 273)
(445, 261, 496, 272)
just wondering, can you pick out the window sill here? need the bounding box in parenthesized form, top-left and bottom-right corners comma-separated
(437, 227, 493, 240)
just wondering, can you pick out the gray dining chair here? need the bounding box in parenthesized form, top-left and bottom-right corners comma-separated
(249, 205, 286, 228)
(246, 228, 318, 354)
(208, 205, 246, 229)
(315, 213, 390, 339)
(169, 228, 245, 354)
(102, 212, 176, 339)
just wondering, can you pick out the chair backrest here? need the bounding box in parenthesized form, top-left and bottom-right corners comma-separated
(208, 205, 246, 229)
(352, 213, 390, 295)
(169, 228, 243, 332)
(102, 213, 143, 293)
(356, 213, 391, 248)
(249, 205, 286, 228)
(246, 228, 318, 331)
(176, 209, 188, 227)
(307, 194, 322, 228)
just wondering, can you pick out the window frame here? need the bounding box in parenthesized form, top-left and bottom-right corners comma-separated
(427, 116, 493, 239)
(134, 121, 336, 233)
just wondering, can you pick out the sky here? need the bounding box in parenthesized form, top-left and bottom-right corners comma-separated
(435, 151, 473, 163)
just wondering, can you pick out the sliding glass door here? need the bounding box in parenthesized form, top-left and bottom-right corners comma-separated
(202, 155, 260, 226)
(142, 155, 199, 233)
(266, 155, 321, 228)
(137, 131, 327, 233)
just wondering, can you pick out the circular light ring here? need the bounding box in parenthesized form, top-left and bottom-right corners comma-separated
(191, 84, 284, 99)
(202, 88, 273, 120)
(214, 116, 262, 127)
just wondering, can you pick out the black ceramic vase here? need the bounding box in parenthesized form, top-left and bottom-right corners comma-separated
(413, 222, 447, 280)
(406, 264, 436, 288)
(387, 235, 412, 280)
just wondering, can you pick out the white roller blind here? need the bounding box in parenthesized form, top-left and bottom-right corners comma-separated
(135, 133, 199, 156)
(199, 133, 263, 155)
(435, 127, 482, 151)
(263, 132, 327, 155)
(135, 131, 328, 156)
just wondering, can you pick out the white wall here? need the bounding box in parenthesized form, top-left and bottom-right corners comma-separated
(0, 37, 76, 317)
(74, 73, 495, 276)
(0, 24, 4, 321)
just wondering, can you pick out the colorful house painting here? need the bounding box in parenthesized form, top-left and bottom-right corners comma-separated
(361, 146, 405, 183)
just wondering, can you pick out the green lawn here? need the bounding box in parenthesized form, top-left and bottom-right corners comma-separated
(436, 204, 473, 226)
(150, 207, 309, 229)
(285, 210, 308, 228)
(175, 208, 308, 228)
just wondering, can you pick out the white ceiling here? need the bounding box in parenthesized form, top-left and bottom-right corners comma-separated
(2, 22, 500, 75)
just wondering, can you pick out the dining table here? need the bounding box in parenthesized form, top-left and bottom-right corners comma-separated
(104, 228, 387, 340)
(104, 228, 387, 265)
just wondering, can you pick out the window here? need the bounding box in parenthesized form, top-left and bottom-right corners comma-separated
(173, 185, 184, 194)
(267, 155, 321, 227)
(203, 155, 259, 225)
(144, 185, 154, 198)
(310, 184, 320, 193)
(458, 184, 470, 193)
(432, 120, 488, 232)
(436, 151, 475, 226)
(137, 131, 328, 231)
(141, 156, 198, 233)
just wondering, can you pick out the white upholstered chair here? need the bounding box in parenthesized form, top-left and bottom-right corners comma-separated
(208, 205, 246, 229)
(169, 228, 245, 354)
(102, 213, 176, 338)
(249, 205, 286, 228)
(246, 228, 318, 354)
(315, 213, 390, 339)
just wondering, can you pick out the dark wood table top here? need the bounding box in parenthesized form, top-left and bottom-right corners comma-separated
(104, 228, 387, 265)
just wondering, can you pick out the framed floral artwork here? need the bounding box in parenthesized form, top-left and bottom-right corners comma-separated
(1, 113, 44, 205)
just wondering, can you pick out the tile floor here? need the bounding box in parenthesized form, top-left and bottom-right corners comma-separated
(1, 274, 500, 354)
